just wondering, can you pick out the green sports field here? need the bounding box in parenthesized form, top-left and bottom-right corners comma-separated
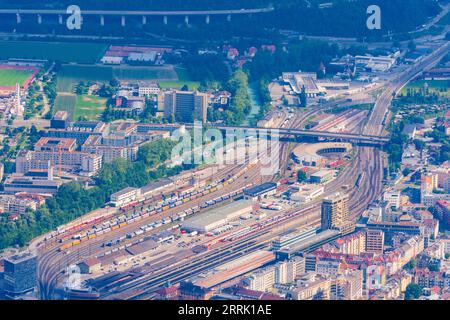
(54, 94, 106, 121)
(75, 95, 107, 120)
(0, 69, 33, 87)
(0, 41, 107, 64)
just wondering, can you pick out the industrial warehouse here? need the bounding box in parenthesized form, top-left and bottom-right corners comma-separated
(182, 200, 254, 233)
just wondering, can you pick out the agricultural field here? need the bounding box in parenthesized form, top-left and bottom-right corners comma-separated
(0, 68, 33, 87)
(56, 64, 180, 93)
(0, 41, 107, 64)
(56, 65, 113, 92)
(54, 94, 77, 117)
(402, 80, 450, 97)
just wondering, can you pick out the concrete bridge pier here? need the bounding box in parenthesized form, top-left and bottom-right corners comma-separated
(16, 13, 21, 24)
(227, 14, 232, 22)
(37, 14, 42, 24)
(205, 15, 210, 24)
(58, 14, 63, 24)
(163, 15, 168, 25)
(100, 15, 105, 26)
(184, 15, 189, 25)
(121, 16, 126, 27)
(142, 16, 147, 25)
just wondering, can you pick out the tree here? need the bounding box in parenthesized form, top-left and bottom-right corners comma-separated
(413, 139, 425, 151)
(300, 85, 307, 107)
(297, 170, 307, 182)
(109, 78, 120, 87)
(402, 168, 411, 177)
(405, 283, 423, 300)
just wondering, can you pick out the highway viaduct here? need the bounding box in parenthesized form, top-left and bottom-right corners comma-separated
(0, 7, 274, 27)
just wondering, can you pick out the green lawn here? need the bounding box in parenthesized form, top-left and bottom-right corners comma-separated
(402, 80, 450, 97)
(74, 95, 107, 120)
(0, 41, 107, 64)
(54, 94, 106, 120)
(0, 69, 33, 87)
(158, 66, 201, 90)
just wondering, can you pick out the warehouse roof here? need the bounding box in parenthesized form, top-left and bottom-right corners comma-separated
(244, 182, 277, 197)
(182, 200, 253, 229)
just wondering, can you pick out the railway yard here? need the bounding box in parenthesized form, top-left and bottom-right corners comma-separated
(28, 39, 450, 301)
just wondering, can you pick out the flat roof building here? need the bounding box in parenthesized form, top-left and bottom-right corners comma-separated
(182, 200, 254, 233)
(110, 187, 141, 207)
(310, 170, 335, 184)
(244, 182, 278, 200)
(3, 252, 37, 297)
(272, 227, 319, 251)
(35, 137, 77, 152)
(321, 192, 350, 233)
(290, 184, 325, 203)
(163, 90, 209, 123)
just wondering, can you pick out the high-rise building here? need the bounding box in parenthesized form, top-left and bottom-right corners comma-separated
(365, 229, 385, 254)
(163, 90, 208, 123)
(321, 193, 350, 232)
(421, 173, 439, 202)
(3, 252, 37, 297)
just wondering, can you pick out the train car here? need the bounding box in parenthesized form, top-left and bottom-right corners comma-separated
(59, 243, 73, 251)
(71, 239, 81, 246)
(355, 172, 365, 188)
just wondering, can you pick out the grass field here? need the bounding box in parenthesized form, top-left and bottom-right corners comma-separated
(75, 95, 107, 120)
(54, 94, 77, 117)
(57, 65, 113, 92)
(0, 41, 107, 64)
(54, 94, 106, 120)
(0, 69, 33, 87)
(57, 64, 180, 93)
(158, 67, 201, 90)
(402, 80, 450, 97)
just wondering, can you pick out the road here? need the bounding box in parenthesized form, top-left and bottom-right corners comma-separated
(365, 40, 450, 136)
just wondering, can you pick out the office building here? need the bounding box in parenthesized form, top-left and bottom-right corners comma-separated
(163, 90, 208, 123)
(321, 193, 350, 232)
(365, 229, 385, 255)
(3, 252, 37, 296)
